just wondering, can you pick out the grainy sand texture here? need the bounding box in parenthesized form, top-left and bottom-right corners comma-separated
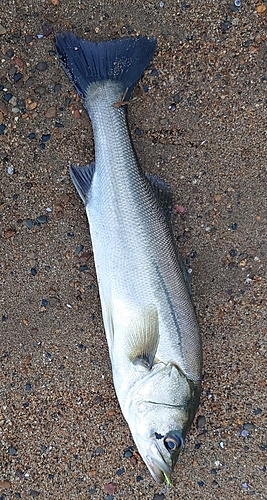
(0, 1, 266, 499)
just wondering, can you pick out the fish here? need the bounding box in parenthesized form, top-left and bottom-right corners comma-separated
(55, 32, 202, 486)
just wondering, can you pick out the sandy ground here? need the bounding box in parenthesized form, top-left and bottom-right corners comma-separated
(0, 1, 266, 499)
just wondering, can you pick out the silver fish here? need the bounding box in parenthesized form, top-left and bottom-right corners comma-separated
(56, 33, 202, 485)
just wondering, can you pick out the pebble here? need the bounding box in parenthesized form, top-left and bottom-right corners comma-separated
(0, 480, 11, 490)
(25, 219, 33, 228)
(54, 83, 61, 92)
(5, 48, 14, 58)
(14, 56, 23, 67)
(222, 21, 231, 32)
(55, 120, 64, 128)
(36, 62, 48, 71)
(25, 383, 31, 391)
(26, 99, 37, 110)
(15, 470, 23, 478)
(4, 229, 16, 238)
(45, 106, 57, 118)
(244, 423, 255, 430)
(134, 127, 142, 136)
(123, 447, 133, 458)
(28, 133, 36, 139)
(9, 96, 17, 106)
(104, 483, 117, 495)
(41, 134, 51, 143)
(9, 66, 16, 77)
(30, 490, 40, 497)
(0, 102, 8, 115)
(36, 215, 47, 224)
(40, 143, 45, 150)
(75, 244, 84, 254)
(3, 93, 13, 102)
(230, 4, 239, 12)
(25, 78, 34, 88)
(88, 487, 96, 494)
(95, 447, 104, 455)
(25, 34, 33, 43)
(8, 447, 17, 456)
(197, 415, 206, 429)
(150, 68, 159, 77)
(169, 103, 176, 112)
(41, 299, 48, 307)
(35, 87, 46, 96)
(14, 73, 22, 83)
(31, 268, 37, 276)
(229, 249, 236, 257)
(0, 24, 7, 35)
(42, 24, 53, 37)
(231, 222, 237, 230)
(152, 495, 165, 500)
(0, 124, 6, 135)
(129, 455, 137, 466)
(256, 4, 266, 14)
(79, 265, 88, 272)
(115, 468, 125, 476)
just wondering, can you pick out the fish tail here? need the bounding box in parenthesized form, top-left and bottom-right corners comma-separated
(55, 33, 156, 104)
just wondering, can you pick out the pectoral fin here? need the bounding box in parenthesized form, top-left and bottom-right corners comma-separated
(126, 305, 159, 370)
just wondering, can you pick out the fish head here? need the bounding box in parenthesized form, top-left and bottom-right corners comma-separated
(124, 361, 200, 485)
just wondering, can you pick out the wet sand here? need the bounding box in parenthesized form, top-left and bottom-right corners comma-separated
(0, 1, 266, 499)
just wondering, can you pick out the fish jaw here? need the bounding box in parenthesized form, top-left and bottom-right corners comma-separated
(119, 361, 200, 484)
(140, 441, 173, 485)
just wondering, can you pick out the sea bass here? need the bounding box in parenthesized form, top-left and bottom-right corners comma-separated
(56, 33, 202, 485)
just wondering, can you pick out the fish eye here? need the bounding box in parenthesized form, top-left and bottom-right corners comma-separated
(164, 432, 183, 453)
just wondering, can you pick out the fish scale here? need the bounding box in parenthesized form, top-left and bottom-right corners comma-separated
(56, 32, 202, 485)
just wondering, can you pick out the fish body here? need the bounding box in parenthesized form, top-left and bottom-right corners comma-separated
(56, 33, 202, 485)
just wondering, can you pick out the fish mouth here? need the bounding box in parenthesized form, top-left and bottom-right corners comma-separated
(145, 449, 172, 486)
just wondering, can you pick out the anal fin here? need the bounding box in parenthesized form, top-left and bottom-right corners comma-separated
(70, 162, 95, 204)
(146, 174, 173, 224)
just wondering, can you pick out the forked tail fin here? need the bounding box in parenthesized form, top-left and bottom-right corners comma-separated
(56, 33, 156, 104)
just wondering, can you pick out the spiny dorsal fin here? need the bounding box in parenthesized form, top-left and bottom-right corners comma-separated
(70, 162, 95, 204)
(125, 305, 159, 370)
(146, 174, 173, 223)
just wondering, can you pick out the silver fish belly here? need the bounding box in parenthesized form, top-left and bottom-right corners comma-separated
(56, 33, 202, 485)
